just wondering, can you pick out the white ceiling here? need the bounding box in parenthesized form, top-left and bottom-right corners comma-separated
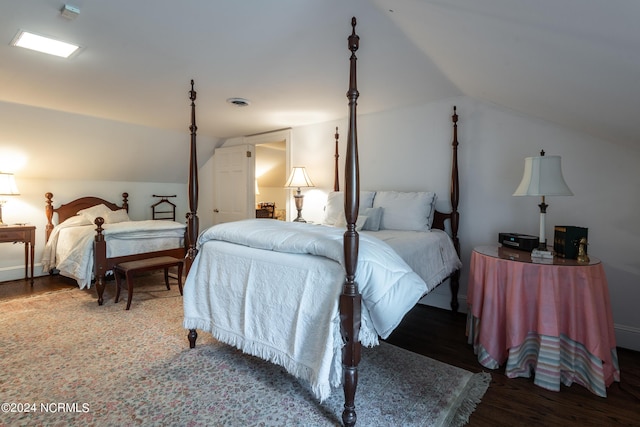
(1, 0, 639, 147)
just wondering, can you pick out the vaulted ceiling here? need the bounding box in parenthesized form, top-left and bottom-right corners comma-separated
(2, 0, 639, 172)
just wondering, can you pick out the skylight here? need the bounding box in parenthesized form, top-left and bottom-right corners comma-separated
(11, 31, 80, 58)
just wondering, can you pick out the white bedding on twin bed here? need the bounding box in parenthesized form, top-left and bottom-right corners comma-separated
(42, 218, 186, 288)
(182, 219, 461, 401)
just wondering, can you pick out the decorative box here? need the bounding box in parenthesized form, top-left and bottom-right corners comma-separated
(554, 226, 588, 259)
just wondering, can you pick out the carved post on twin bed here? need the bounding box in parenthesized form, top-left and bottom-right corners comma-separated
(45, 192, 54, 242)
(92, 192, 128, 305)
(340, 16, 362, 427)
(186, 79, 200, 274)
(449, 107, 461, 313)
(94, 217, 107, 305)
(121, 193, 130, 213)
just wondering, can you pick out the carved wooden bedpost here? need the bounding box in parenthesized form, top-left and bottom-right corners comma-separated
(340, 16, 362, 427)
(93, 217, 107, 305)
(186, 80, 200, 348)
(121, 193, 129, 212)
(334, 126, 340, 192)
(449, 106, 461, 313)
(45, 193, 54, 242)
(186, 79, 199, 274)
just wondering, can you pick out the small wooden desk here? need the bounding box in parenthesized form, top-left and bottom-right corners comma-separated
(467, 245, 620, 397)
(0, 225, 35, 285)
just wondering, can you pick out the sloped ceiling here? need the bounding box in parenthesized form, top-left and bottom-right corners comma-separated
(1, 0, 639, 181)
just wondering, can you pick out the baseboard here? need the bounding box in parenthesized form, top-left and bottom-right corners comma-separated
(419, 289, 468, 314)
(614, 323, 640, 352)
(0, 263, 42, 283)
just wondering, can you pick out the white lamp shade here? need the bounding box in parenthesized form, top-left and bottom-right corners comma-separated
(513, 155, 573, 197)
(284, 167, 315, 189)
(0, 173, 20, 196)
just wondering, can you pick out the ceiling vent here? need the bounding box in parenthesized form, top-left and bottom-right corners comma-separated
(60, 4, 80, 20)
(226, 98, 251, 107)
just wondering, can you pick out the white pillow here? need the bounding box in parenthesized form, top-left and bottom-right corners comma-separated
(77, 204, 112, 223)
(104, 209, 131, 224)
(322, 191, 375, 226)
(372, 191, 437, 231)
(60, 215, 92, 227)
(361, 207, 383, 231)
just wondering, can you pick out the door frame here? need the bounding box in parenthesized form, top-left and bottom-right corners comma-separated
(245, 128, 292, 220)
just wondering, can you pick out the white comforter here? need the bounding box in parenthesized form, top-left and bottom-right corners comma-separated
(365, 228, 462, 291)
(42, 218, 186, 288)
(183, 219, 430, 400)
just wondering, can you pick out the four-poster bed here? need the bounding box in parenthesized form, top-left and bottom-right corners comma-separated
(183, 18, 462, 426)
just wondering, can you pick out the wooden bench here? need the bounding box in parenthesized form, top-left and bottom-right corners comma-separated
(114, 256, 184, 310)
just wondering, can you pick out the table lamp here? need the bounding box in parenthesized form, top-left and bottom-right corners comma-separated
(284, 166, 314, 222)
(0, 172, 20, 226)
(513, 151, 573, 251)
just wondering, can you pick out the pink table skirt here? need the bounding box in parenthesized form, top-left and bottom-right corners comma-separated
(466, 249, 620, 397)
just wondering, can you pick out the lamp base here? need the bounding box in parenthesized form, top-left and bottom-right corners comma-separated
(537, 239, 548, 250)
(531, 248, 554, 259)
(293, 193, 306, 223)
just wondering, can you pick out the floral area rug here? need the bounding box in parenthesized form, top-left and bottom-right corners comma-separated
(0, 278, 490, 426)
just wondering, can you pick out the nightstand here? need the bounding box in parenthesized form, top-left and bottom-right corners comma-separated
(0, 225, 35, 285)
(466, 245, 620, 397)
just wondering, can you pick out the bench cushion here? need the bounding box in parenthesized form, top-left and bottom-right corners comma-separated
(116, 256, 182, 272)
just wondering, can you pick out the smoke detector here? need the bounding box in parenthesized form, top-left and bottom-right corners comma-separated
(226, 98, 251, 107)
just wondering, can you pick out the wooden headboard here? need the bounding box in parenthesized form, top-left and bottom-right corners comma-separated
(45, 192, 129, 242)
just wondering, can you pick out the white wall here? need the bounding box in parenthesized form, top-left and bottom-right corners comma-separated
(288, 96, 640, 351)
(6, 94, 638, 351)
(0, 178, 187, 282)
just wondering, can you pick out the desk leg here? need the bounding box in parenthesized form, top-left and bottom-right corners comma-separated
(24, 242, 34, 286)
(23, 242, 28, 283)
(29, 242, 34, 285)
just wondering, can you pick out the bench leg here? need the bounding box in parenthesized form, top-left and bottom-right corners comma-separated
(125, 271, 134, 310)
(177, 262, 184, 296)
(164, 267, 171, 290)
(114, 270, 122, 303)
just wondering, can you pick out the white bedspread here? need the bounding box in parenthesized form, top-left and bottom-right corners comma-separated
(42, 218, 186, 288)
(183, 219, 431, 400)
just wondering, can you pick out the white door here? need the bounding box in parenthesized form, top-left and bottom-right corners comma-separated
(213, 144, 254, 224)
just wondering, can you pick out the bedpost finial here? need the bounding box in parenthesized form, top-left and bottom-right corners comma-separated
(189, 80, 197, 102)
(452, 106, 458, 124)
(349, 17, 359, 53)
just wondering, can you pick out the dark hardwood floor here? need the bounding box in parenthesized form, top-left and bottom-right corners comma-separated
(387, 304, 640, 426)
(2, 275, 639, 426)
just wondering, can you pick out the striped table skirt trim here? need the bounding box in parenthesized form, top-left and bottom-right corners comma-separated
(467, 316, 620, 397)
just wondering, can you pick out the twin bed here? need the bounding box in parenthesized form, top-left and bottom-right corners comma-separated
(42, 193, 186, 305)
(42, 18, 462, 426)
